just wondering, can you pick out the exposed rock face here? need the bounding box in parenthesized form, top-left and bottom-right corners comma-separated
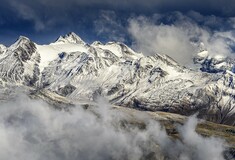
(57, 84, 77, 96)
(194, 50, 235, 73)
(0, 36, 40, 84)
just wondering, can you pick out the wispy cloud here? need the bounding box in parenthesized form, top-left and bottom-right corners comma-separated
(10, 1, 45, 31)
(94, 10, 127, 42)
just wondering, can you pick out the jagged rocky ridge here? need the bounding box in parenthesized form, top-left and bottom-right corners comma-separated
(0, 32, 235, 126)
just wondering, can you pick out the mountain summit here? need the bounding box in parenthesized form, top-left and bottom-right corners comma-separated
(54, 32, 86, 44)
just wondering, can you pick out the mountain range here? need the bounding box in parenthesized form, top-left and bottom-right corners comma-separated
(0, 32, 234, 126)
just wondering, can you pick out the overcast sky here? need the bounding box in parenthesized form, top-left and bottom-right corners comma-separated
(0, 0, 235, 46)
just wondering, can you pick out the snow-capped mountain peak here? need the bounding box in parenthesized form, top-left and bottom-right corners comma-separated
(15, 36, 31, 44)
(8, 36, 34, 51)
(54, 32, 86, 44)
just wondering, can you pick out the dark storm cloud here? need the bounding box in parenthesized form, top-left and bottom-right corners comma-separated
(1, 0, 235, 29)
(4, 0, 235, 16)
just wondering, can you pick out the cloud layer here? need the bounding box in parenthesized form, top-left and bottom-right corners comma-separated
(0, 95, 226, 160)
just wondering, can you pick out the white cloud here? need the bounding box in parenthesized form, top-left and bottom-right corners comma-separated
(128, 17, 195, 65)
(0, 94, 227, 160)
(177, 115, 225, 160)
(128, 13, 235, 66)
